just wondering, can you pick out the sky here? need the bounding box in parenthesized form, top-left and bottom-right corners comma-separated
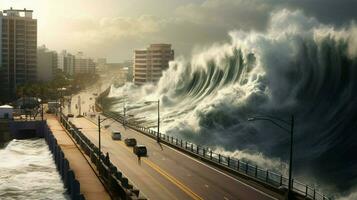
(1, 0, 356, 62)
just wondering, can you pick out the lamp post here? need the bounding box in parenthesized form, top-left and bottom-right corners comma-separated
(145, 99, 160, 143)
(57, 87, 66, 115)
(98, 115, 110, 154)
(248, 115, 294, 199)
(40, 88, 44, 121)
(122, 96, 127, 129)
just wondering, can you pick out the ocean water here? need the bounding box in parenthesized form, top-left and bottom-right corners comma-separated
(0, 139, 67, 200)
(106, 9, 357, 198)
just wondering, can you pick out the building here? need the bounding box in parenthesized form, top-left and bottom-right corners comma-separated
(58, 50, 75, 76)
(37, 45, 57, 82)
(97, 58, 107, 66)
(133, 44, 174, 85)
(0, 105, 13, 119)
(74, 52, 95, 74)
(96, 58, 107, 72)
(0, 8, 37, 100)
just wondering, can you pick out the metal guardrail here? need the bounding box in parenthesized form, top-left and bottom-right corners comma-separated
(59, 114, 147, 200)
(104, 111, 330, 200)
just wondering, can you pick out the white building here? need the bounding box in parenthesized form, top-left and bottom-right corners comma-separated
(0, 105, 13, 119)
(58, 50, 75, 76)
(74, 52, 96, 74)
(133, 44, 174, 85)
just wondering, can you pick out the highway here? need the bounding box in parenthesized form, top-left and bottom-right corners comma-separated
(64, 89, 284, 200)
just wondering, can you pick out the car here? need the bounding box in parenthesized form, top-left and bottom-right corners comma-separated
(104, 124, 110, 129)
(111, 131, 121, 140)
(67, 113, 74, 118)
(124, 138, 137, 147)
(133, 145, 147, 157)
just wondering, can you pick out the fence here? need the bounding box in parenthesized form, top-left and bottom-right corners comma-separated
(104, 111, 330, 200)
(59, 114, 146, 200)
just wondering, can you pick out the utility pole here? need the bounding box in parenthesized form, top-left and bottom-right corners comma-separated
(144, 99, 161, 143)
(288, 115, 294, 199)
(41, 88, 44, 121)
(157, 99, 160, 143)
(248, 114, 295, 199)
(98, 115, 101, 154)
(123, 101, 126, 129)
(97, 115, 109, 156)
(68, 94, 72, 114)
(59, 90, 62, 115)
(78, 95, 81, 116)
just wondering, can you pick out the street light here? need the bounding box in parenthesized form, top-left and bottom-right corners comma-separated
(98, 115, 110, 154)
(57, 87, 66, 115)
(122, 95, 128, 129)
(38, 98, 44, 121)
(248, 115, 294, 199)
(144, 99, 160, 143)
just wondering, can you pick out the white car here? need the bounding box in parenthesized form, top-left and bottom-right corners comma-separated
(111, 131, 121, 140)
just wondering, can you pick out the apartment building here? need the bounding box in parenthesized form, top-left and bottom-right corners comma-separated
(37, 45, 57, 81)
(58, 50, 75, 76)
(0, 8, 37, 99)
(74, 52, 95, 74)
(133, 44, 174, 85)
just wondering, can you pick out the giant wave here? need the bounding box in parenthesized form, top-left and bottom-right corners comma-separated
(107, 9, 357, 197)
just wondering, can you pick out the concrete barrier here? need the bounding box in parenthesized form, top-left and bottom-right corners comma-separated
(43, 124, 85, 200)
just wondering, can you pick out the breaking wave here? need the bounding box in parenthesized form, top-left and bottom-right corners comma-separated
(0, 139, 66, 200)
(107, 9, 357, 196)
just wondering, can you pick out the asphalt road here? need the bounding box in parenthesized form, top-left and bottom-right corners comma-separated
(64, 89, 283, 200)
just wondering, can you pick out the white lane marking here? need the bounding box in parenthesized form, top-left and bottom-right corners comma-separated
(163, 144, 278, 200)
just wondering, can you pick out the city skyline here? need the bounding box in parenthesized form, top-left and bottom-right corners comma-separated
(2, 0, 356, 62)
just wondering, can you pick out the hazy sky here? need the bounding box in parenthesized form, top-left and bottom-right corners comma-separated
(2, 0, 356, 62)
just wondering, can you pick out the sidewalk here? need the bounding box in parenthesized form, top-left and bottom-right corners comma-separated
(46, 115, 111, 200)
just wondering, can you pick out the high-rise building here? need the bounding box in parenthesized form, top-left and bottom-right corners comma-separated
(0, 8, 37, 100)
(37, 45, 57, 82)
(133, 44, 174, 85)
(96, 58, 107, 72)
(74, 52, 95, 74)
(58, 50, 75, 76)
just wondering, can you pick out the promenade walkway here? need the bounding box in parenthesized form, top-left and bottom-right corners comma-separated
(47, 115, 111, 200)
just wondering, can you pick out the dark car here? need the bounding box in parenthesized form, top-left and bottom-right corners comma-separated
(124, 138, 137, 147)
(67, 113, 74, 118)
(133, 145, 147, 157)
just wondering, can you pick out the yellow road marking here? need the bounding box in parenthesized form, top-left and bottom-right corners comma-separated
(144, 159, 204, 200)
(115, 141, 203, 200)
(139, 162, 180, 200)
(75, 119, 179, 200)
(79, 117, 204, 200)
(114, 141, 180, 200)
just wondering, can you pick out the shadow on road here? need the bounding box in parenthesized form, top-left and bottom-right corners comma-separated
(157, 142, 163, 151)
(137, 156, 141, 165)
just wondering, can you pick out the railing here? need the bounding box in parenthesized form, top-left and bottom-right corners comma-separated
(59, 114, 147, 200)
(104, 111, 330, 200)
